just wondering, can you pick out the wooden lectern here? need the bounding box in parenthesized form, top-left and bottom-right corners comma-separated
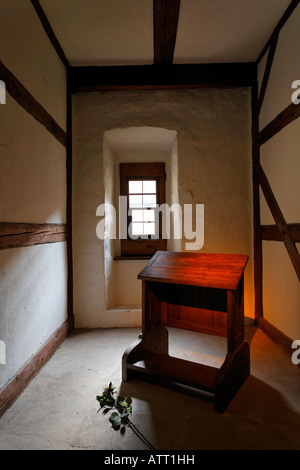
(122, 251, 250, 412)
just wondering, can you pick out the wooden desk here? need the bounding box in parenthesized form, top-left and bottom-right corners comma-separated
(122, 251, 250, 412)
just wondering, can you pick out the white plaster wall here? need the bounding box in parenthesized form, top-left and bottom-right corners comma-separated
(0, 243, 68, 390)
(258, 7, 300, 339)
(262, 242, 300, 340)
(260, 119, 300, 225)
(72, 88, 253, 328)
(0, 94, 66, 223)
(111, 259, 147, 307)
(0, 0, 66, 130)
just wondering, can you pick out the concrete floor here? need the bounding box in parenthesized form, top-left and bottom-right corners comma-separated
(0, 325, 300, 450)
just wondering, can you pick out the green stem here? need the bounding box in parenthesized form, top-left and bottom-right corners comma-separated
(128, 418, 156, 451)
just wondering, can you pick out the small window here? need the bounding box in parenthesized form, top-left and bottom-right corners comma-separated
(120, 162, 167, 256)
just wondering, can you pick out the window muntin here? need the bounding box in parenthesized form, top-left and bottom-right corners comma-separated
(128, 180, 157, 237)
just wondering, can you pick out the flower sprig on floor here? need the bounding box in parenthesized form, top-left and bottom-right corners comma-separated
(96, 382, 155, 450)
(96, 382, 132, 428)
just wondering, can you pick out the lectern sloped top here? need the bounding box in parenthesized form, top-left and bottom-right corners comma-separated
(138, 251, 248, 291)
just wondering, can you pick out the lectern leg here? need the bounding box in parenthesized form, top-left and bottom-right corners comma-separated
(122, 324, 169, 382)
(122, 337, 143, 382)
(214, 340, 250, 412)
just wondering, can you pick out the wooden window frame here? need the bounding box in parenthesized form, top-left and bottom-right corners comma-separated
(120, 162, 167, 257)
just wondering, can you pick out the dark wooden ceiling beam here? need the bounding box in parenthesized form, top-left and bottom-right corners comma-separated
(153, 0, 181, 64)
(69, 62, 256, 92)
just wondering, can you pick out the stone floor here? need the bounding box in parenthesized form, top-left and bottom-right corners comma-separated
(0, 325, 300, 450)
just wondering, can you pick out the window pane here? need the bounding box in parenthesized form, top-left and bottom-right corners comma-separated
(129, 195, 143, 208)
(143, 194, 156, 207)
(131, 222, 144, 235)
(129, 180, 142, 194)
(144, 222, 156, 235)
(131, 209, 144, 222)
(144, 209, 155, 222)
(143, 180, 156, 194)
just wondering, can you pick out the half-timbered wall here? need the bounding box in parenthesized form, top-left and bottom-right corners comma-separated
(0, 0, 70, 396)
(1, 0, 298, 416)
(255, 4, 300, 340)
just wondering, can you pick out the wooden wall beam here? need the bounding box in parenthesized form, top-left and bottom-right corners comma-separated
(0, 61, 67, 147)
(254, 161, 300, 281)
(253, 0, 300, 328)
(251, 84, 263, 321)
(30, 0, 69, 69)
(261, 223, 300, 242)
(153, 0, 181, 64)
(0, 223, 68, 250)
(257, 0, 299, 63)
(66, 71, 74, 320)
(257, 31, 279, 115)
(259, 101, 300, 145)
(69, 62, 257, 92)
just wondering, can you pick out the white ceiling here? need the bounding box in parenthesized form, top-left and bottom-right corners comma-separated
(40, 0, 293, 66)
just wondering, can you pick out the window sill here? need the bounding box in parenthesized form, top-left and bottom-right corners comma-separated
(114, 255, 153, 261)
